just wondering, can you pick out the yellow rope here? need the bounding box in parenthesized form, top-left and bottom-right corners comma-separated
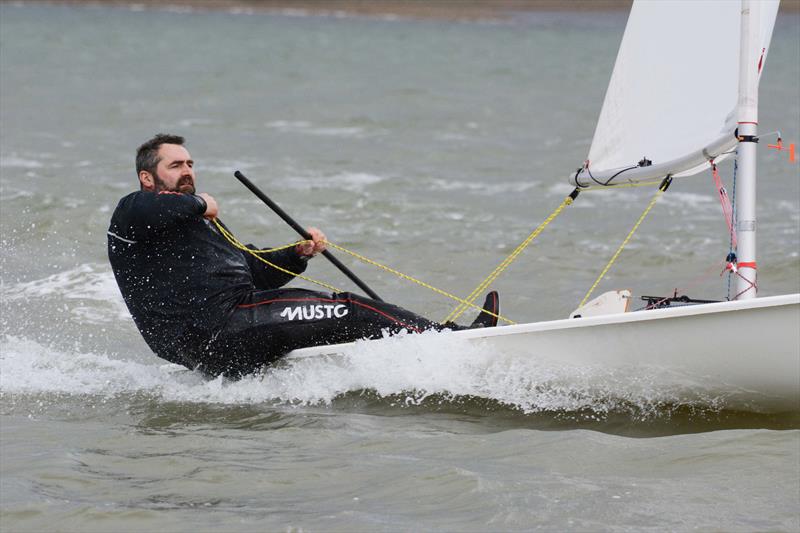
(324, 241, 515, 325)
(443, 192, 576, 324)
(439, 181, 661, 322)
(246, 242, 304, 253)
(578, 179, 670, 308)
(212, 219, 512, 324)
(214, 219, 516, 324)
(211, 177, 666, 327)
(212, 219, 343, 293)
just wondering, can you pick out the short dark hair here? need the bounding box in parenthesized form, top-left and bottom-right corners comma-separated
(136, 133, 185, 176)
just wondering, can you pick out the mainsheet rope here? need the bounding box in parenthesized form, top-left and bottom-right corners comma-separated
(212, 218, 343, 294)
(212, 178, 671, 326)
(212, 218, 514, 324)
(322, 240, 516, 324)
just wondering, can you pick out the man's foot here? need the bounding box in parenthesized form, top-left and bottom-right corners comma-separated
(470, 291, 499, 328)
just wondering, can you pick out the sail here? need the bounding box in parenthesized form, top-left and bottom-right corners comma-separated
(573, 0, 779, 186)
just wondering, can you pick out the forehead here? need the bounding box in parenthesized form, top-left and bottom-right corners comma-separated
(157, 143, 192, 163)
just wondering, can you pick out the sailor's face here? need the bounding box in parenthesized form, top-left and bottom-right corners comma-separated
(152, 144, 196, 194)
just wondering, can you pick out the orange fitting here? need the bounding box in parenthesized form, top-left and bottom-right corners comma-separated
(767, 138, 797, 163)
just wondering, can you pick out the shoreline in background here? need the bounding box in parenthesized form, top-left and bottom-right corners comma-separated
(8, 1, 799, 21)
(0, 0, 643, 20)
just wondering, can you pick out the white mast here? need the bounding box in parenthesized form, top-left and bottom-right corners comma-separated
(735, 0, 762, 299)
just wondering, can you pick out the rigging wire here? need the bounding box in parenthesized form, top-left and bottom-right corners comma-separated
(726, 152, 739, 300)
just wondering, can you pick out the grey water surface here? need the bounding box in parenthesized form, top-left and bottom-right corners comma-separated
(1, 3, 799, 531)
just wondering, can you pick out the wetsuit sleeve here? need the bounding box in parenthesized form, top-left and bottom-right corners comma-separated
(243, 244, 309, 290)
(115, 191, 206, 241)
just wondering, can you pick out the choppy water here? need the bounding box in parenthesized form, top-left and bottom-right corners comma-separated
(1, 3, 799, 531)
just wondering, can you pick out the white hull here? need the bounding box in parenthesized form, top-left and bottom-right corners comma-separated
(288, 294, 800, 413)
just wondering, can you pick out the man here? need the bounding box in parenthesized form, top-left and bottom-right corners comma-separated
(108, 134, 499, 378)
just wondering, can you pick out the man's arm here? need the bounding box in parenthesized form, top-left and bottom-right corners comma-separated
(113, 191, 211, 241)
(244, 245, 309, 290)
(245, 227, 327, 290)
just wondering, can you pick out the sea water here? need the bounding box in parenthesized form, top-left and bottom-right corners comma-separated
(1, 3, 799, 531)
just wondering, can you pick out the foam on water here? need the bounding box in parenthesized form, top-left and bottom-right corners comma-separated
(282, 171, 388, 192)
(1, 263, 130, 324)
(0, 188, 35, 202)
(176, 117, 215, 128)
(0, 336, 188, 396)
(284, 332, 727, 416)
(0, 265, 729, 415)
(0, 329, 722, 417)
(0, 155, 44, 169)
(199, 159, 258, 174)
(659, 191, 715, 210)
(265, 120, 378, 139)
(428, 178, 540, 196)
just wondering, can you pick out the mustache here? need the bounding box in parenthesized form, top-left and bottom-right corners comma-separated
(177, 176, 196, 193)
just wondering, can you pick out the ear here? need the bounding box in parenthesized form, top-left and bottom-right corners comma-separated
(139, 170, 155, 191)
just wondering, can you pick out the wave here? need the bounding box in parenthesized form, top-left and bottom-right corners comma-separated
(265, 120, 382, 139)
(0, 330, 736, 420)
(1, 263, 130, 324)
(0, 266, 791, 427)
(282, 171, 388, 192)
(0, 156, 44, 169)
(427, 178, 539, 196)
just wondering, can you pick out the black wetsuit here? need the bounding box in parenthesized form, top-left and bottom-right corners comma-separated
(107, 190, 444, 377)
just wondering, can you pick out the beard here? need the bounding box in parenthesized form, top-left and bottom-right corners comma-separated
(153, 173, 196, 195)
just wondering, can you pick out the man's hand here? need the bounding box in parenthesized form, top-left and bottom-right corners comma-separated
(296, 227, 327, 257)
(198, 193, 218, 219)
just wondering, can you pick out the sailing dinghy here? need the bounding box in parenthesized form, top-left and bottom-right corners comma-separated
(288, 0, 800, 413)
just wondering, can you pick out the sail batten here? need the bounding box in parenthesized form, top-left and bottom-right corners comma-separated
(571, 0, 779, 186)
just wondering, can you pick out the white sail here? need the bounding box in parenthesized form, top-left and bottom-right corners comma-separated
(572, 0, 779, 186)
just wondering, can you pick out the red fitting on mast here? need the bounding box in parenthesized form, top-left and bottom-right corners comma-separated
(767, 137, 797, 163)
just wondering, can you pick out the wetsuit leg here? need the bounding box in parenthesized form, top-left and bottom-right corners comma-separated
(195, 288, 451, 378)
